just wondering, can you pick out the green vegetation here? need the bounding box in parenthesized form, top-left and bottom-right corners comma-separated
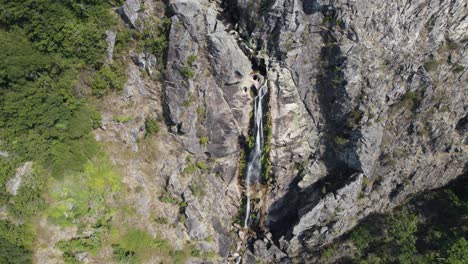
(112, 244, 137, 263)
(47, 154, 121, 227)
(452, 63, 465, 73)
(111, 228, 170, 263)
(424, 59, 440, 72)
(92, 64, 126, 97)
(113, 115, 133, 123)
(143, 18, 171, 66)
(153, 216, 169, 225)
(195, 161, 208, 170)
(159, 192, 187, 209)
(334, 136, 349, 145)
(145, 117, 160, 136)
(0, 0, 116, 67)
(57, 235, 102, 264)
(189, 182, 205, 199)
(180, 54, 198, 79)
(182, 92, 194, 107)
(261, 124, 272, 181)
(199, 136, 209, 146)
(347, 110, 363, 128)
(0, 220, 34, 264)
(8, 164, 47, 218)
(183, 163, 198, 175)
(110, 228, 213, 263)
(321, 246, 335, 261)
(330, 175, 468, 263)
(0, 1, 175, 263)
(390, 90, 423, 115)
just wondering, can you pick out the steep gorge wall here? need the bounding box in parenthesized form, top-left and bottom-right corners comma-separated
(104, 0, 467, 262)
(227, 0, 467, 261)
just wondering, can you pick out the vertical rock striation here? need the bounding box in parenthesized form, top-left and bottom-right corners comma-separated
(124, 0, 467, 262)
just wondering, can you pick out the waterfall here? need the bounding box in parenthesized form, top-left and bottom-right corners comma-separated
(243, 82, 268, 228)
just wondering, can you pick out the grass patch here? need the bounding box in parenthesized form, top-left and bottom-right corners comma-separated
(189, 182, 205, 199)
(180, 54, 198, 79)
(424, 59, 439, 72)
(452, 63, 465, 73)
(182, 93, 194, 107)
(183, 163, 198, 176)
(195, 161, 207, 170)
(159, 192, 187, 209)
(47, 154, 121, 227)
(113, 115, 133, 123)
(199, 136, 209, 147)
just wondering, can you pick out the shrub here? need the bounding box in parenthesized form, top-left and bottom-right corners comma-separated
(334, 136, 349, 145)
(145, 118, 160, 135)
(321, 246, 335, 260)
(190, 183, 205, 199)
(199, 136, 209, 146)
(183, 163, 198, 175)
(452, 63, 465, 73)
(446, 238, 468, 264)
(350, 226, 371, 251)
(9, 164, 47, 218)
(180, 54, 197, 79)
(181, 65, 195, 79)
(187, 54, 198, 65)
(143, 18, 171, 64)
(92, 64, 126, 97)
(57, 236, 102, 262)
(424, 59, 439, 72)
(112, 244, 137, 264)
(195, 161, 208, 170)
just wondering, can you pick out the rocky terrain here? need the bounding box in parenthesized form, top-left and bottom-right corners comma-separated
(103, 0, 467, 262)
(1, 0, 467, 263)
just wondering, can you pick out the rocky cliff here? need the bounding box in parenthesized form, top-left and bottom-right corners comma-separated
(96, 0, 467, 263)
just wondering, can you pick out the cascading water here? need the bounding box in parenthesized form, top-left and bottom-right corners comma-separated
(243, 82, 268, 228)
(236, 81, 268, 264)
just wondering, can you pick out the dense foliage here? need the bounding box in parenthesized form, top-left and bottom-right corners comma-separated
(0, 220, 34, 264)
(0, 0, 123, 262)
(335, 175, 468, 264)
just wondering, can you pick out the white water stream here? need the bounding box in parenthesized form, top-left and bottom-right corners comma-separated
(243, 82, 268, 228)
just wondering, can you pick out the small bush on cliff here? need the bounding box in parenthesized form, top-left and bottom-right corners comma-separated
(145, 118, 160, 136)
(334, 136, 349, 145)
(92, 64, 126, 97)
(424, 59, 439, 72)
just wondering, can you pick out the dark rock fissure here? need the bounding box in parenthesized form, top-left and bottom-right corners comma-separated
(267, 7, 364, 243)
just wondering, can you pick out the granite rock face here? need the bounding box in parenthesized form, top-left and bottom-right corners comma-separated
(107, 0, 467, 262)
(118, 0, 142, 29)
(228, 0, 467, 260)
